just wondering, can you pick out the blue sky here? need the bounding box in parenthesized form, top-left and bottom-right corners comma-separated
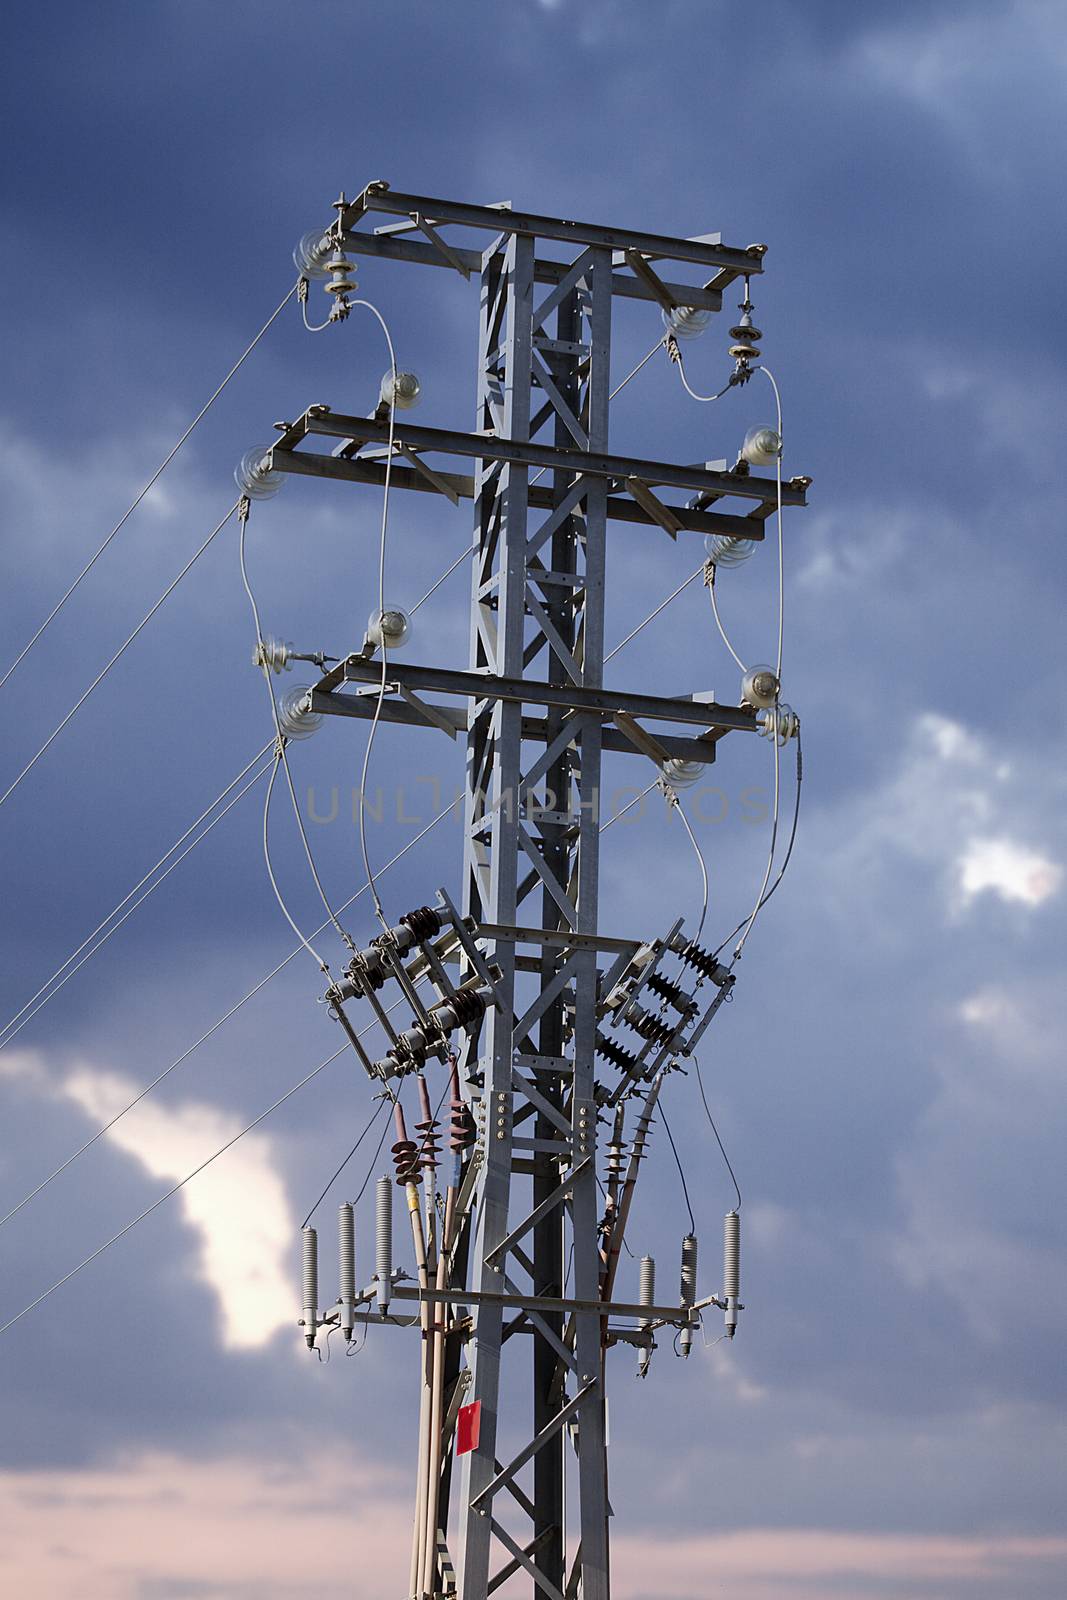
(1, 2, 1065, 1596)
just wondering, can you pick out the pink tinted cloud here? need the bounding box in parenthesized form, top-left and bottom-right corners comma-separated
(1, 1452, 1066, 1598)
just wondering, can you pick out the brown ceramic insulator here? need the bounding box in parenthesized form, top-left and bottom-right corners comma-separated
(391, 1102, 420, 1184)
(399, 905, 442, 943)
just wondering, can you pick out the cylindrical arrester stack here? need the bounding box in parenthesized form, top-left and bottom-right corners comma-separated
(679, 1232, 698, 1357)
(339, 1202, 355, 1342)
(723, 1209, 741, 1338)
(375, 1176, 393, 1313)
(637, 1254, 656, 1377)
(302, 1226, 319, 1349)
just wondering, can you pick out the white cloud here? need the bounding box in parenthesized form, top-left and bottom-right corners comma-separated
(958, 836, 1062, 908)
(807, 712, 1063, 931)
(60, 1066, 294, 1350)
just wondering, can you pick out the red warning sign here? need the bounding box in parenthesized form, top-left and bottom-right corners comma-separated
(456, 1399, 482, 1456)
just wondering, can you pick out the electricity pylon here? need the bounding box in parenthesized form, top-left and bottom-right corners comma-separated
(263, 185, 809, 1600)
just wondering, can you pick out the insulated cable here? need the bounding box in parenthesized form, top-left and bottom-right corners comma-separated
(239, 508, 352, 966)
(260, 751, 331, 973)
(0, 502, 239, 814)
(0, 800, 457, 1233)
(0, 744, 276, 1050)
(729, 708, 782, 966)
(658, 1101, 696, 1235)
(350, 298, 399, 932)
(692, 1053, 742, 1212)
(0, 283, 298, 696)
(672, 794, 709, 943)
(670, 345, 735, 405)
(759, 364, 785, 681)
(711, 728, 802, 961)
(707, 566, 747, 673)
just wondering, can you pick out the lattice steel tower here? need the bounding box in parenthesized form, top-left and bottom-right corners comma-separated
(261, 184, 809, 1600)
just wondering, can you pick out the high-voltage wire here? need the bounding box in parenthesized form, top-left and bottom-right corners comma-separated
(0, 501, 239, 813)
(0, 801, 457, 1233)
(240, 510, 351, 969)
(300, 1096, 390, 1228)
(0, 1042, 349, 1340)
(0, 741, 276, 1049)
(0, 283, 298, 696)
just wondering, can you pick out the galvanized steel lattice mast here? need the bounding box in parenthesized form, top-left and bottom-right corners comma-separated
(268, 185, 807, 1600)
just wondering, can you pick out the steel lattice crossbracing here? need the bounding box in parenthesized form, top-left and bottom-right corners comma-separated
(267, 187, 809, 1600)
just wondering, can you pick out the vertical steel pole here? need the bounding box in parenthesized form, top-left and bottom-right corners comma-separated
(456, 236, 613, 1600)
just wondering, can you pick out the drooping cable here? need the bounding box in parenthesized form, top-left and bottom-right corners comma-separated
(260, 753, 331, 972)
(300, 1095, 389, 1228)
(0, 502, 239, 814)
(239, 508, 352, 965)
(0, 1042, 349, 1340)
(730, 711, 782, 966)
(350, 298, 399, 931)
(673, 795, 709, 943)
(711, 729, 802, 960)
(672, 346, 734, 405)
(759, 364, 785, 680)
(707, 565, 747, 673)
(658, 1101, 696, 1235)
(0, 801, 457, 1233)
(728, 366, 787, 964)
(0, 284, 298, 697)
(301, 300, 334, 334)
(0, 744, 275, 1049)
(692, 1054, 742, 1212)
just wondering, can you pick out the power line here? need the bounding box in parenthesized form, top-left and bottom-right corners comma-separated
(0, 747, 275, 1050)
(0, 1042, 348, 1340)
(0, 800, 457, 1233)
(0, 283, 298, 696)
(2, 739, 275, 1049)
(0, 501, 239, 814)
(604, 565, 704, 665)
(300, 1096, 389, 1228)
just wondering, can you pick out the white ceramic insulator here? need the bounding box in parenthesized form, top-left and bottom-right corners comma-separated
(302, 1226, 318, 1347)
(639, 1255, 656, 1323)
(704, 531, 755, 569)
(723, 1211, 740, 1300)
(375, 1176, 393, 1311)
(339, 1203, 355, 1338)
(723, 1209, 740, 1338)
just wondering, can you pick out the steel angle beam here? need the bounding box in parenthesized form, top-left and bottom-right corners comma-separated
(334, 656, 760, 734)
(339, 186, 765, 275)
(272, 412, 806, 508)
(269, 445, 770, 541)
